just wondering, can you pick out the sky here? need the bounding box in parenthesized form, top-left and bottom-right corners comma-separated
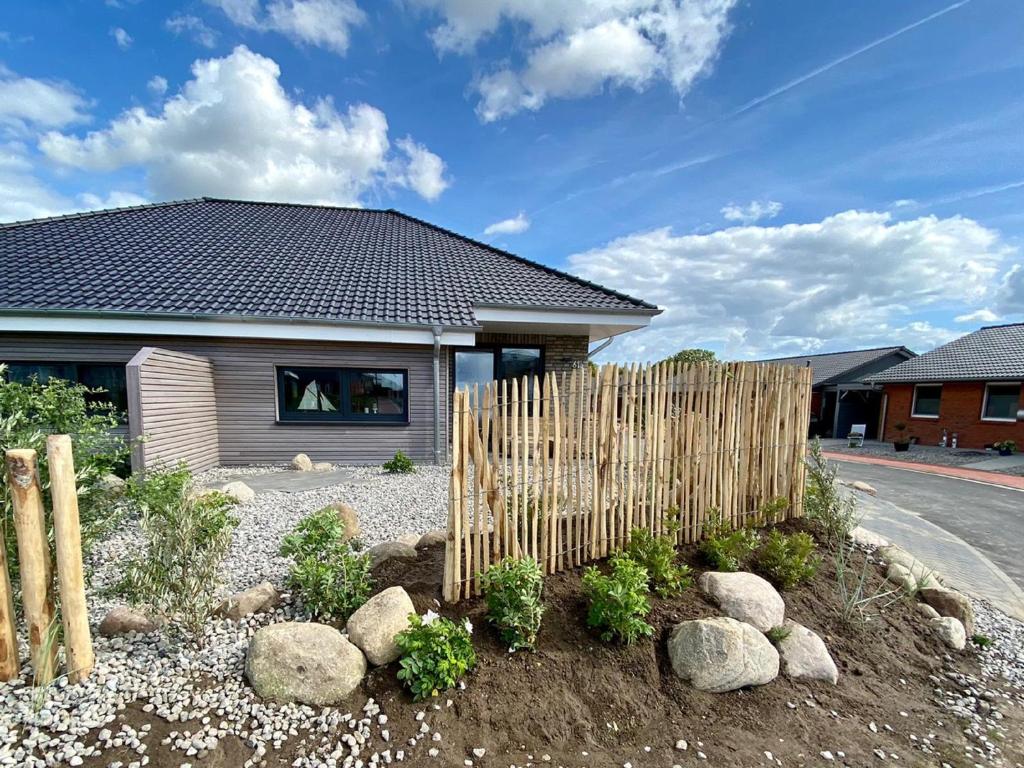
(1, 0, 1022, 362)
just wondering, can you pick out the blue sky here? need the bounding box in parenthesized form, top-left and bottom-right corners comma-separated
(1, 0, 1022, 361)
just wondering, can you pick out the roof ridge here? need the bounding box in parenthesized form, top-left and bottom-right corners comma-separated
(0, 197, 206, 230)
(201, 196, 382, 214)
(753, 345, 906, 363)
(980, 321, 1024, 330)
(384, 208, 659, 312)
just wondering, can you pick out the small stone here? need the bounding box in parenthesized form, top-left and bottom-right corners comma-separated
(291, 453, 314, 471)
(472, 748, 485, 758)
(675, 740, 688, 751)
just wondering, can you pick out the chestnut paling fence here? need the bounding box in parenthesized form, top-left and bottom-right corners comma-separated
(443, 361, 814, 602)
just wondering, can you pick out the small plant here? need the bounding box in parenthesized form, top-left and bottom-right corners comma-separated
(480, 557, 544, 651)
(383, 450, 416, 474)
(395, 611, 476, 700)
(832, 539, 901, 624)
(755, 496, 790, 527)
(993, 440, 1017, 455)
(752, 529, 820, 590)
(971, 633, 992, 648)
(765, 625, 791, 644)
(698, 510, 759, 572)
(625, 525, 692, 598)
(581, 552, 654, 644)
(280, 507, 372, 621)
(804, 440, 862, 548)
(117, 465, 239, 639)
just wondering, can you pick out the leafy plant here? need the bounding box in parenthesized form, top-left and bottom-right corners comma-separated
(698, 510, 759, 572)
(280, 506, 371, 621)
(804, 439, 861, 548)
(382, 450, 416, 474)
(480, 557, 544, 651)
(661, 348, 716, 365)
(755, 496, 790, 526)
(832, 539, 901, 624)
(765, 625, 791, 644)
(971, 633, 992, 648)
(752, 529, 820, 590)
(625, 525, 692, 598)
(395, 611, 476, 700)
(117, 465, 238, 639)
(581, 552, 654, 644)
(993, 440, 1016, 454)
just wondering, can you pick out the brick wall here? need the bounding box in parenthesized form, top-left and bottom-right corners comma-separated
(882, 382, 1024, 449)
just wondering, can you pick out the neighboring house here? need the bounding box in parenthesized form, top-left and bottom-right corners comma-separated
(0, 198, 659, 471)
(869, 323, 1024, 449)
(752, 346, 916, 439)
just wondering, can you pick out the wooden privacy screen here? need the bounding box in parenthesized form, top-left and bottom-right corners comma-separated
(443, 361, 813, 602)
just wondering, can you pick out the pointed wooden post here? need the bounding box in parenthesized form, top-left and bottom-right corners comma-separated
(4, 449, 56, 684)
(47, 435, 95, 683)
(0, 516, 17, 681)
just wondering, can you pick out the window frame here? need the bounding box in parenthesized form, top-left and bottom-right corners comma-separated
(910, 383, 943, 420)
(980, 381, 1021, 423)
(275, 366, 409, 425)
(3, 360, 129, 423)
(452, 344, 546, 394)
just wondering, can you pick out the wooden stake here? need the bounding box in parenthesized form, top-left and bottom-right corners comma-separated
(0, 510, 17, 681)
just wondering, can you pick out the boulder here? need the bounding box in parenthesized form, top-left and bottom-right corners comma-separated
(886, 563, 918, 593)
(99, 606, 159, 637)
(915, 602, 940, 620)
(368, 541, 418, 569)
(667, 617, 779, 692)
(245, 622, 366, 705)
(326, 502, 361, 543)
(878, 545, 942, 588)
(312, 462, 333, 472)
(216, 582, 280, 621)
(849, 526, 888, 549)
(221, 481, 255, 504)
(291, 453, 314, 472)
(97, 473, 126, 492)
(850, 480, 877, 496)
(776, 620, 838, 684)
(345, 586, 416, 665)
(396, 533, 420, 548)
(919, 587, 974, 637)
(698, 571, 785, 632)
(929, 616, 966, 651)
(417, 529, 447, 549)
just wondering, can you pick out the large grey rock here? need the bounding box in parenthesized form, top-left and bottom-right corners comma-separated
(667, 617, 779, 692)
(221, 481, 255, 504)
(886, 563, 918, 593)
(327, 502, 361, 543)
(698, 571, 785, 632)
(929, 616, 966, 651)
(878, 545, 942, 588)
(920, 587, 974, 637)
(245, 622, 366, 705)
(368, 540, 418, 569)
(417, 529, 447, 549)
(849, 526, 888, 549)
(850, 480, 877, 496)
(396, 533, 420, 548)
(291, 453, 314, 472)
(916, 602, 940, 620)
(216, 581, 280, 621)
(776, 620, 838, 684)
(346, 586, 416, 666)
(99, 607, 158, 637)
(312, 461, 333, 472)
(97, 473, 126, 492)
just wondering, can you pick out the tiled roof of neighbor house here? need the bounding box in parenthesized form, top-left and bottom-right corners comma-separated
(868, 323, 1024, 383)
(0, 198, 658, 328)
(752, 346, 913, 387)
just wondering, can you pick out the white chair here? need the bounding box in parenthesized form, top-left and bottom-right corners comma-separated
(848, 423, 866, 447)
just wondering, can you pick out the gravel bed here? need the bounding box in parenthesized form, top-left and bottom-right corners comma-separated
(822, 440, 1024, 477)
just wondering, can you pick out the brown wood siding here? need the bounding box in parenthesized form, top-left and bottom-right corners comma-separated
(128, 347, 220, 473)
(0, 333, 449, 466)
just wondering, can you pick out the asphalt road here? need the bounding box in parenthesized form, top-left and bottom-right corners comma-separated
(833, 459, 1024, 589)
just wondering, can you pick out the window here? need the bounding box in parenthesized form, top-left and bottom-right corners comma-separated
(911, 384, 942, 418)
(276, 367, 407, 423)
(498, 347, 543, 382)
(982, 383, 1021, 422)
(5, 361, 128, 419)
(454, 346, 545, 396)
(454, 350, 494, 396)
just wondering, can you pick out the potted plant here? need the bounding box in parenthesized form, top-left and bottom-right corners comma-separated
(892, 422, 911, 452)
(994, 440, 1017, 457)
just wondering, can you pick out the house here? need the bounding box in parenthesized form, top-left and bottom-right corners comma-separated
(869, 323, 1024, 449)
(0, 198, 660, 472)
(752, 346, 916, 439)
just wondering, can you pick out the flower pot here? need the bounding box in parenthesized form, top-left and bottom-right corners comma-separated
(999, 448, 1013, 457)
(893, 441, 910, 452)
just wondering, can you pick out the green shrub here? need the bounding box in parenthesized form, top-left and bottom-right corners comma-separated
(625, 527, 692, 598)
(117, 465, 238, 639)
(395, 611, 476, 700)
(280, 507, 371, 621)
(582, 552, 654, 644)
(805, 439, 861, 547)
(765, 625, 792, 644)
(698, 511, 759, 572)
(971, 633, 992, 648)
(481, 557, 544, 651)
(753, 529, 819, 590)
(383, 450, 415, 474)
(755, 496, 790, 526)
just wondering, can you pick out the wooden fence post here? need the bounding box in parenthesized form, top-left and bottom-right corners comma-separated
(46, 435, 95, 684)
(4, 449, 56, 685)
(0, 519, 17, 681)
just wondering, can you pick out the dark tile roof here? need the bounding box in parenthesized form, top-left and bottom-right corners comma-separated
(0, 198, 657, 328)
(869, 323, 1024, 383)
(752, 346, 913, 387)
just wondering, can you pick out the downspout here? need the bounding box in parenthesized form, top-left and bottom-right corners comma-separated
(432, 325, 443, 465)
(588, 337, 614, 359)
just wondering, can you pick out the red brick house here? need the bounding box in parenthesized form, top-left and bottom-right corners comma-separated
(869, 323, 1024, 449)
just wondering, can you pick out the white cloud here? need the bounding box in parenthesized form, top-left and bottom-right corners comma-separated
(111, 27, 133, 49)
(954, 308, 999, 324)
(208, 0, 365, 55)
(147, 76, 169, 95)
(999, 264, 1024, 315)
(484, 211, 530, 236)
(38, 46, 448, 206)
(721, 199, 782, 225)
(0, 142, 70, 221)
(569, 210, 1019, 361)
(413, 0, 737, 121)
(0, 67, 89, 134)
(165, 14, 219, 48)
(77, 190, 149, 210)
